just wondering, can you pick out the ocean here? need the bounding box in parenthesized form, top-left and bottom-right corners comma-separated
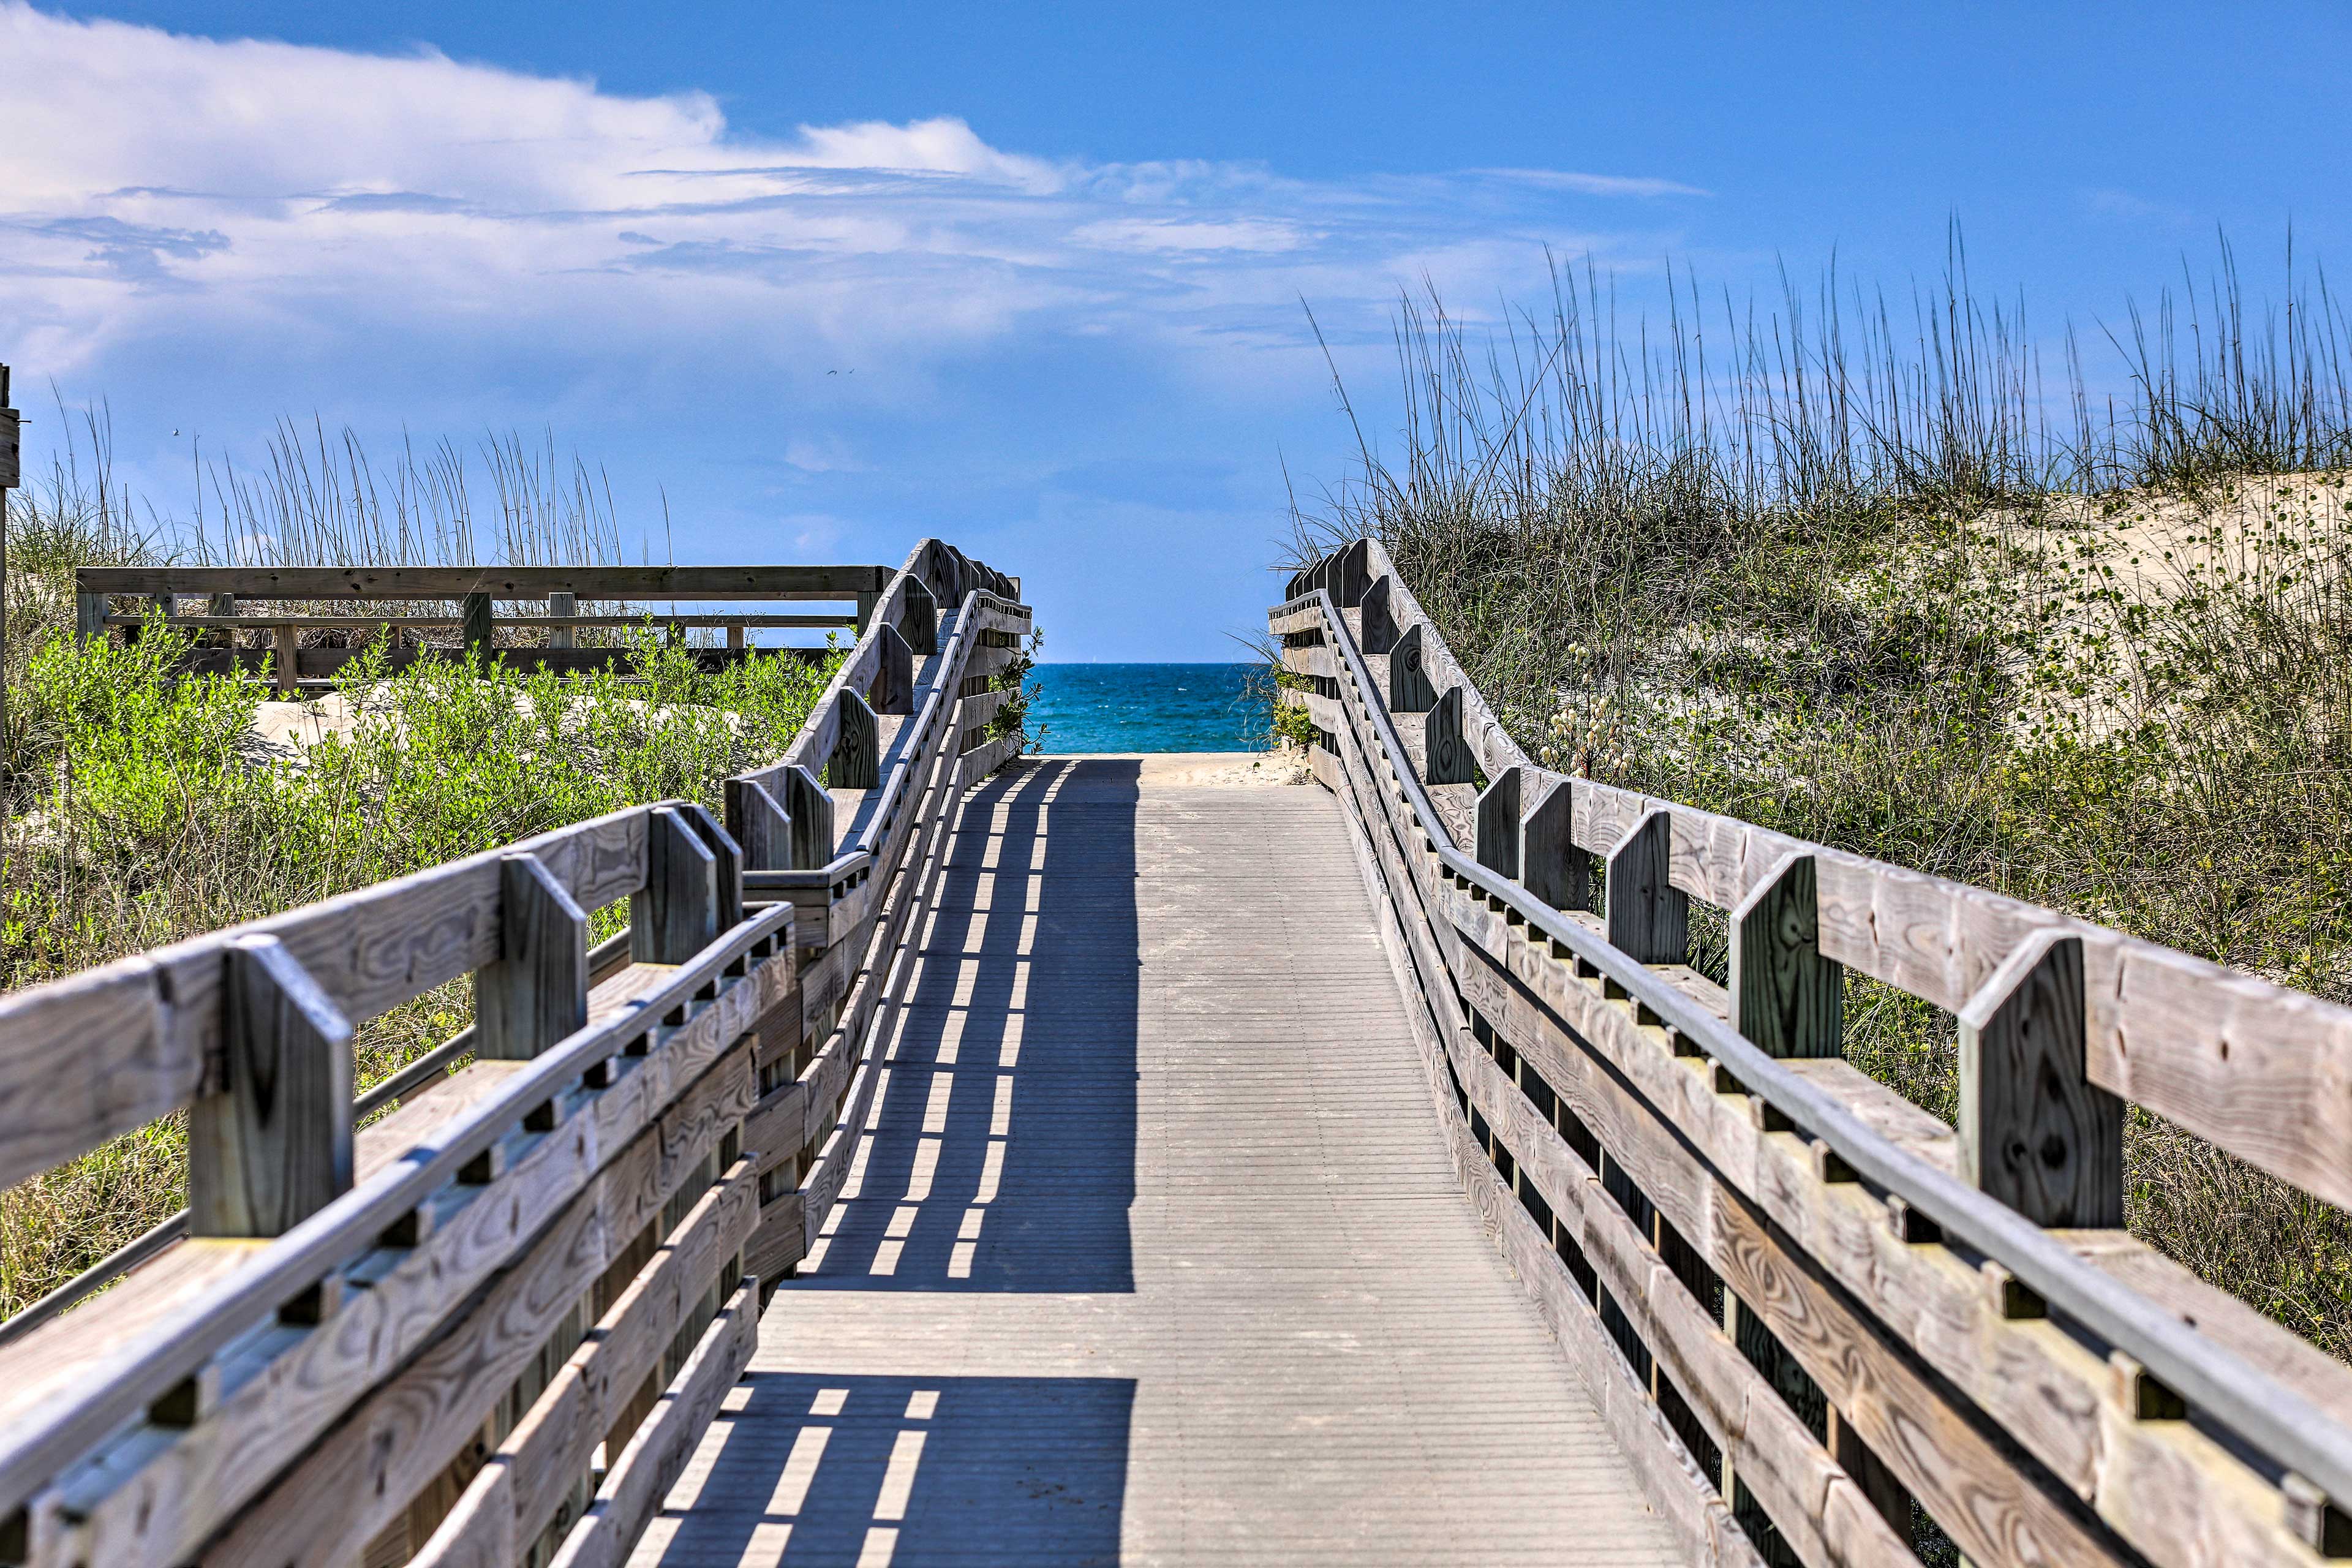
(1025, 663, 1267, 753)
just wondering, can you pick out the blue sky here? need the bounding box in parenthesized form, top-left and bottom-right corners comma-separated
(6, 2, 2346, 657)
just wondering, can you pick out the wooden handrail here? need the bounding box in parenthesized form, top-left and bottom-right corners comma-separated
(1277, 545, 2352, 1568)
(0, 538, 1031, 1568)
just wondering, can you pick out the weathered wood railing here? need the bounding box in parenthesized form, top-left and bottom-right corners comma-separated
(74, 563, 897, 690)
(0, 538, 1028, 1568)
(1276, 536, 2352, 1568)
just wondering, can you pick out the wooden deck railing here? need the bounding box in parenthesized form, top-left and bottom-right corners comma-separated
(1275, 536, 2352, 1568)
(0, 538, 1029, 1568)
(72, 563, 908, 690)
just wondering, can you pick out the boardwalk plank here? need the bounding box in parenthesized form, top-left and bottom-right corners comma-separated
(624, 758, 1679, 1566)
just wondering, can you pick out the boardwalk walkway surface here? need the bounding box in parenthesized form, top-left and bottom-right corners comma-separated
(626, 756, 1677, 1566)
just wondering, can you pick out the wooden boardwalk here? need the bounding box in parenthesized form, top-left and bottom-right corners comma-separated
(626, 756, 1678, 1566)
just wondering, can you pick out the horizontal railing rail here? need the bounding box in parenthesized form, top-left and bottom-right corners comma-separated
(1276, 534, 2352, 1568)
(0, 538, 1030, 1568)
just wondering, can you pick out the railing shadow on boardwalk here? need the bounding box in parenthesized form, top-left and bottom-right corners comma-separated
(639, 1371, 1134, 1567)
(796, 757, 1142, 1294)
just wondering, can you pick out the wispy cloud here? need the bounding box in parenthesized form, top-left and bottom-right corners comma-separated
(1468, 168, 1711, 198)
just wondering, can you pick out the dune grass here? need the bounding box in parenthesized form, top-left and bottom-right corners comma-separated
(1293, 234, 2352, 1555)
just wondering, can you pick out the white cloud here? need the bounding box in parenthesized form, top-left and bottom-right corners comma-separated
(0, 1, 1700, 388)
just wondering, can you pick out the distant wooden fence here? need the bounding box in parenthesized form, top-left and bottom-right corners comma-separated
(1276, 537, 2352, 1568)
(0, 538, 1028, 1568)
(72, 563, 904, 690)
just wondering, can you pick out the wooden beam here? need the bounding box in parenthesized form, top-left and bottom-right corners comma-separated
(547, 590, 575, 649)
(1959, 930, 2124, 1227)
(75, 564, 889, 600)
(779, 764, 834, 871)
(1332, 537, 1371, 608)
(872, 623, 914, 715)
(474, 856, 589, 1061)
(1389, 622, 1436, 713)
(675, 803, 744, 932)
(898, 575, 938, 655)
(188, 937, 353, 1238)
(1424, 687, 1474, 785)
(1520, 775, 1591, 913)
(828, 689, 880, 790)
(631, 809, 718, 965)
(1604, 808, 1685, 965)
(1729, 853, 1842, 1060)
(1360, 573, 1398, 655)
(1474, 766, 1521, 877)
(725, 778, 793, 873)
(461, 593, 493, 663)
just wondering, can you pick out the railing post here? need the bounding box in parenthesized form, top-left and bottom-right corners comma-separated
(1474, 766, 1520, 876)
(780, 763, 834, 870)
(1424, 687, 1473, 785)
(854, 590, 880, 635)
(1958, 930, 2124, 1226)
(677, 802, 745, 929)
(829, 689, 880, 790)
(899, 576, 938, 655)
(1729, 853, 1842, 1058)
(1521, 776, 1591, 912)
(462, 591, 494, 664)
(274, 624, 299, 692)
(189, 935, 354, 1238)
(726, 777, 793, 872)
(1333, 538, 1370, 607)
(1389, 623, 1436, 713)
(548, 589, 575, 649)
(475, 855, 589, 1060)
(75, 591, 105, 643)
(872, 624, 914, 715)
(1604, 807, 1685, 964)
(633, 806, 718, 963)
(1360, 575, 1398, 655)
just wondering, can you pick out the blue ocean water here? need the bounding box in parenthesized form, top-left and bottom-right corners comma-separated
(1026, 663, 1267, 753)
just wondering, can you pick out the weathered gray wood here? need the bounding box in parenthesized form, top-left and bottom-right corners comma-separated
(273, 624, 298, 691)
(897, 575, 938, 654)
(724, 778, 792, 873)
(1474, 766, 1521, 876)
(188, 937, 354, 1239)
(1383, 625, 1432, 717)
(871, 623, 914, 714)
(1521, 775, 1592, 913)
(1424, 687, 1473, 785)
(631, 809, 718, 965)
(75, 592, 105, 642)
(1959, 930, 2124, 1227)
(1360, 573, 1398, 655)
(672, 803, 743, 932)
(78, 564, 889, 600)
(827, 690, 880, 790)
(1332, 536, 1371, 606)
(474, 856, 589, 1061)
(779, 764, 833, 872)
(461, 592, 494, 662)
(698, 760, 1681, 1567)
(853, 590, 880, 635)
(1730, 853, 1842, 1060)
(548, 590, 575, 649)
(1605, 807, 1686, 965)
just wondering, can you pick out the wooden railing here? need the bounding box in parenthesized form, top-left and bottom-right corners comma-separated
(72, 563, 908, 690)
(0, 538, 1029, 1568)
(1276, 536, 2352, 1568)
